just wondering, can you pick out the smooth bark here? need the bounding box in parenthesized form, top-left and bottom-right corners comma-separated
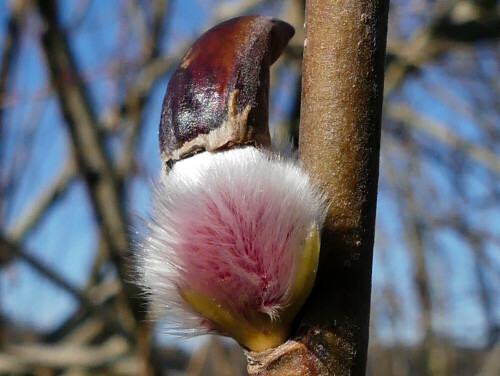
(247, 1, 389, 374)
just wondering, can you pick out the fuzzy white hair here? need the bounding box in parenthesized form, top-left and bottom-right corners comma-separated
(136, 146, 326, 336)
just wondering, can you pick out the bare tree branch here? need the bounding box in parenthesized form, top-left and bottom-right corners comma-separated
(2, 336, 130, 369)
(476, 340, 500, 376)
(384, 140, 434, 374)
(0, 235, 132, 341)
(118, 0, 171, 176)
(386, 104, 500, 175)
(8, 161, 76, 240)
(247, 1, 389, 374)
(435, 14, 500, 42)
(34, 0, 142, 324)
(0, 2, 22, 107)
(0, 2, 23, 228)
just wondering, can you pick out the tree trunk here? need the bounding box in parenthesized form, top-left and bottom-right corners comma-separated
(247, 1, 389, 374)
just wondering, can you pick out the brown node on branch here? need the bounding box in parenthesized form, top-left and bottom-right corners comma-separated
(246, 325, 356, 376)
(158, 15, 294, 168)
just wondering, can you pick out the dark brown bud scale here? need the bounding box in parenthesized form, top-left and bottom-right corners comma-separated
(159, 16, 295, 167)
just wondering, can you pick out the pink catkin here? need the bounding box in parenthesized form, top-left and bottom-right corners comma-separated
(138, 146, 326, 334)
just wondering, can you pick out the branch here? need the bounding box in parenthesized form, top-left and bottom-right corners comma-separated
(384, 5, 500, 96)
(118, 0, 171, 175)
(43, 276, 121, 345)
(35, 0, 142, 321)
(8, 161, 75, 240)
(0, 2, 22, 107)
(0, 235, 132, 341)
(0, 2, 23, 227)
(383, 141, 434, 372)
(477, 338, 500, 376)
(2, 336, 129, 369)
(434, 15, 500, 42)
(247, 1, 389, 374)
(386, 104, 500, 175)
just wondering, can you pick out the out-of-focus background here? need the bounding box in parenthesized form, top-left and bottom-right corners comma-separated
(0, 0, 499, 375)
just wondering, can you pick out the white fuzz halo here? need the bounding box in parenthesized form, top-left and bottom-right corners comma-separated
(136, 146, 326, 336)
